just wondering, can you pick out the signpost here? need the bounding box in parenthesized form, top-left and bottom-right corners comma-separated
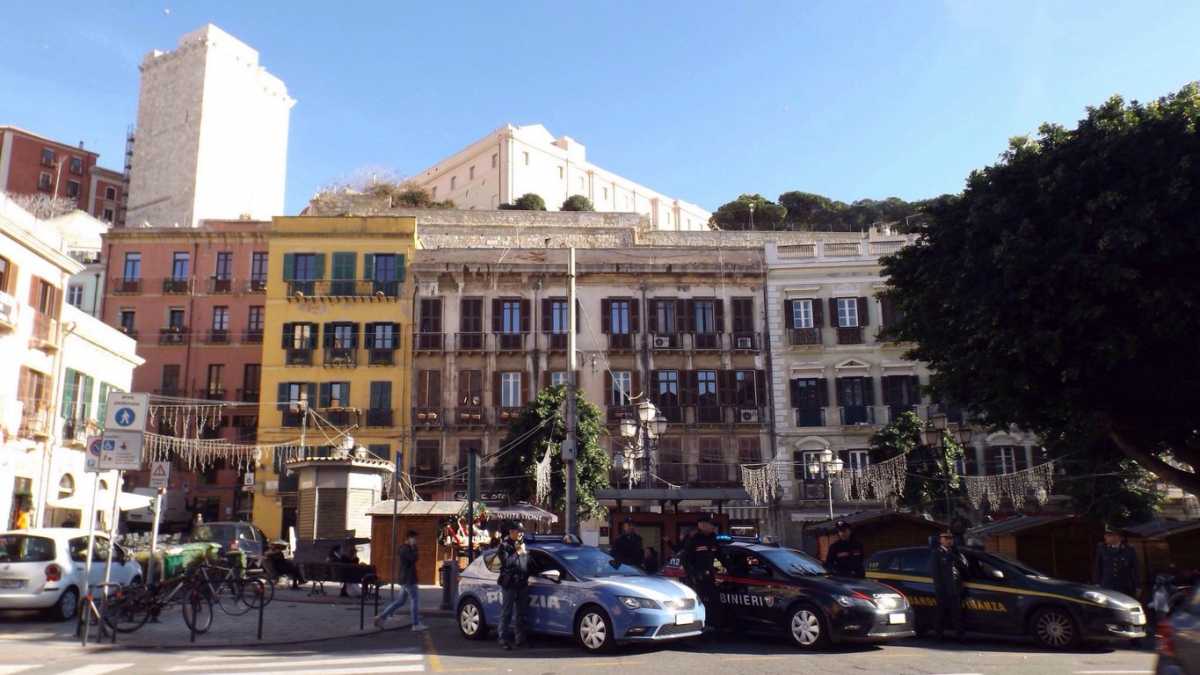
(146, 461, 170, 584)
(98, 393, 148, 614)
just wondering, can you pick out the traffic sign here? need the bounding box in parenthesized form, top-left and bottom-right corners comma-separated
(99, 430, 144, 471)
(85, 436, 103, 473)
(149, 461, 171, 489)
(104, 392, 149, 431)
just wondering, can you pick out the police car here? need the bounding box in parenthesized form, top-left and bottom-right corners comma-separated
(662, 537, 914, 649)
(866, 546, 1147, 649)
(456, 535, 705, 652)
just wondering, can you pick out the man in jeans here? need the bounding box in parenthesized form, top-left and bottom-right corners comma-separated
(374, 530, 427, 631)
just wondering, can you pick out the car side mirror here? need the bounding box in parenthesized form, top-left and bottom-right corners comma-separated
(539, 569, 562, 584)
(988, 568, 1004, 580)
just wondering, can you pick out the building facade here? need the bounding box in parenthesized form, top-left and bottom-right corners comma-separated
(101, 220, 270, 521)
(412, 124, 711, 231)
(125, 24, 293, 229)
(0, 126, 125, 223)
(252, 216, 416, 539)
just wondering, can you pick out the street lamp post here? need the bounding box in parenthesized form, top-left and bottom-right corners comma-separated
(807, 449, 844, 520)
(923, 412, 969, 520)
(618, 400, 668, 489)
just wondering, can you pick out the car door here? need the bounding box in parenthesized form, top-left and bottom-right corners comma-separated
(882, 549, 937, 630)
(961, 553, 1018, 634)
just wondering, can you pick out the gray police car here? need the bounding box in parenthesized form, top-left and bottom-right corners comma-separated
(456, 536, 705, 652)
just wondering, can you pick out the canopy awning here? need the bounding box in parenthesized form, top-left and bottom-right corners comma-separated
(47, 491, 153, 512)
(487, 503, 559, 524)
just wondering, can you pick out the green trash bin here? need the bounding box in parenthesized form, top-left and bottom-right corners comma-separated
(162, 542, 222, 579)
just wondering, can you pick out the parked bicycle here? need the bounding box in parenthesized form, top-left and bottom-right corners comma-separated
(102, 564, 214, 634)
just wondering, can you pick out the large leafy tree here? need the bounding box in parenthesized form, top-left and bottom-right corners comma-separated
(871, 412, 965, 520)
(883, 84, 1200, 494)
(492, 385, 610, 520)
(1046, 434, 1164, 527)
(709, 193, 786, 230)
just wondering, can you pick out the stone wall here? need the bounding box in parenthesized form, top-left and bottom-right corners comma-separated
(418, 225, 634, 250)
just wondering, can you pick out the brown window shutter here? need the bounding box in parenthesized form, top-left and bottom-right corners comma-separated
(431, 298, 443, 332)
(817, 378, 830, 407)
(629, 299, 640, 333)
(491, 299, 502, 332)
(675, 299, 687, 333)
(812, 298, 824, 326)
(684, 299, 696, 332)
(28, 276, 39, 308)
(631, 370, 641, 399)
(880, 295, 894, 328)
(601, 299, 611, 334)
(520, 299, 531, 333)
(649, 370, 660, 403)
(857, 297, 870, 326)
(681, 370, 695, 405)
(881, 376, 894, 405)
(647, 300, 659, 334)
(714, 299, 724, 333)
(828, 298, 839, 328)
(604, 371, 613, 404)
(18, 366, 32, 401)
(541, 299, 551, 332)
(789, 379, 800, 407)
(430, 371, 442, 407)
(782, 299, 795, 329)
(718, 371, 736, 406)
(521, 372, 529, 403)
(835, 377, 846, 406)
(755, 369, 767, 406)
(492, 371, 501, 406)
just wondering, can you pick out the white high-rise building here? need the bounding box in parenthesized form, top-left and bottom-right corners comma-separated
(413, 124, 712, 231)
(125, 24, 294, 228)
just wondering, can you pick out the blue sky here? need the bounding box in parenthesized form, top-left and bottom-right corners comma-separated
(3, 1, 1198, 215)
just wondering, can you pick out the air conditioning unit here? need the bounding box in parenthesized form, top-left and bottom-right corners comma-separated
(739, 408, 759, 423)
(652, 335, 672, 349)
(736, 336, 754, 349)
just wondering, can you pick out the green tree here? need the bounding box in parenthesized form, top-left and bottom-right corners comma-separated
(778, 191, 840, 230)
(1046, 434, 1164, 527)
(560, 194, 594, 211)
(492, 385, 610, 520)
(499, 193, 547, 211)
(708, 193, 786, 230)
(871, 411, 965, 520)
(883, 83, 1200, 494)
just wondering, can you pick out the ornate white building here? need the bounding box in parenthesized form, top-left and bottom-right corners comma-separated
(412, 124, 712, 231)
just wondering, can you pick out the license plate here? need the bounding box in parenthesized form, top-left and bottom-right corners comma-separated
(675, 612, 694, 625)
(888, 612, 907, 625)
(0, 579, 24, 589)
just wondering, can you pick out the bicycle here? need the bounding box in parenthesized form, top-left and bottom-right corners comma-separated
(102, 566, 214, 634)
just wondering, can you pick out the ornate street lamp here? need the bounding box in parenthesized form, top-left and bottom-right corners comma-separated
(808, 449, 844, 519)
(619, 400, 666, 489)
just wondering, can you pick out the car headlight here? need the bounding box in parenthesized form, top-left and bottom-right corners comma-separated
(835, 593, 876, 610)
(1083, 591, 1110, 605)
(618, 596, 661, 610)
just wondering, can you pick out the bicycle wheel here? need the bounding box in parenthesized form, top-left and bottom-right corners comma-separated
(241, 576, 275, 610)
(214, 579, 252, 616)
(102, 587, 152, 633)
(181, 589, 214, 633)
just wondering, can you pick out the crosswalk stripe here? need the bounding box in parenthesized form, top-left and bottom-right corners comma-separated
(0, 667, 38, 675)
(183, 649, 419, 663)
(168, 655, 422, 671)
(55, 665, 137, 675)
(215, 666, 423, 675)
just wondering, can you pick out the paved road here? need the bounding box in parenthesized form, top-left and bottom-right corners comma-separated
(0, 614, 1157, 675)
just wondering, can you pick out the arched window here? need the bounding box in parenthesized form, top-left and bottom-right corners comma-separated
(58, 474, 76, 499)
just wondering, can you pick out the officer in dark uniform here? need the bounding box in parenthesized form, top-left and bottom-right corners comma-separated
(681, 515, 722, 630)
(824, 520, 865, 578)
(611, 517, 645, 569)
(929, 530, 967, 642)
(1093, 527, 1140, 599)
(496, 521, 531, 650)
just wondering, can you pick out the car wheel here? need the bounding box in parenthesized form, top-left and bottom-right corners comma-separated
(787, 603, 829, 650)
(575, 606, 614, 653)
(458, 598, 488, 640)
(51, 586, 79, 622)
(1031, 606, 1080, 650)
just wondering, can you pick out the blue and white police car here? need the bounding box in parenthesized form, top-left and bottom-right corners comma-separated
(456, 535, 705, 652)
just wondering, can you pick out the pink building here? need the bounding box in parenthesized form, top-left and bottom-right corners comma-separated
(101, 220, 269, 523)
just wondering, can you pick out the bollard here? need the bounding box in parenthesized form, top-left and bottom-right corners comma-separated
(256, 581, 265, 641)
(440, 560, 458, 611)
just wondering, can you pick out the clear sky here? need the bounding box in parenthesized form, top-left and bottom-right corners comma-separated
(3, 1, 1198, 215)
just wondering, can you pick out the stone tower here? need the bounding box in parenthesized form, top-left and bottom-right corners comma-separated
(125, 24, 294, 228)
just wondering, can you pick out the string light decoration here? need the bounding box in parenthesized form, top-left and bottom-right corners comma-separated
(143, 432, 303, 472)
(148, 403, 224, 437)
(534, 443, 554, 506)
(964, 461, 1055, 510)
(835, 453, 908, 503)
(740, 462, 780, 504)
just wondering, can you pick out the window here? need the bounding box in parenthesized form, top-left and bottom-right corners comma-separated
(247, 306, 264, 332)
(792, 299, 813, 329)
(696, 370, 718, 406)
(991, 446, 1019, 475)
(609, 300, 631, 334)
(694, 300, 717, 333)
(451, 176, 457, 190)
(119, 310, 135, 334)
(102, 208, 114, 222)
(790, 378, 826, 426)
(214, 252, 232, 280)
(550, 371, 568, 387)
(371, 254, 403, 284)
(0, 256, 10, 293)
(285, 382, 311, 407)
(287, 323, 314, 349)
(369, 322, 396, 349)
(211, 307, 229, 331)
(700, 437, 724, 464)
(330, 323, 356, 349)
(500, 372, 522, 407)
(837, 376, 874, 424)
(469, 166, 475, 180)
(419, 298, 442, 334)
(168, 309, 185, 329)
(65, 180, 80, 198)
(842, 449, 870, 477)
(171, 252, 190, 280)
(243, 364, 261, 393)
(459, 370, 483, 406)
(41, 148, 55, 166)
(68, 157, 82, 175)
(491, 153, 497, 168)
(836, 298, 859, 328)
(161, 365, 181, 392)
(654, 370, 679, 407)
(250, 252, 268, 283)
(292, 253, 319, 280)
(29, 277, 58, 316)
(123, 252, 141, 280)
(320, 382, 351, 408)
(416, 371, 441, 407)
(415, 439, 441, 475)
(38, 172, 52, 190)
(96, 383, 114, 424)
(611, 371, 632, 406)
(523, 151, 530, 166)
(732, 297, 754, 332)
(105, 186, 116, 200)
(500, 300, 521, 333)
(654, 300, 676, 334)
(738, 437, 761, 464)
(549, 299, 568, 334)
(206, 364, 224, 393)
(67, 285, 83, 307)
(460, 298, 483, 333)
(734, 371, 758, 405)
(369, 381, 392, 410)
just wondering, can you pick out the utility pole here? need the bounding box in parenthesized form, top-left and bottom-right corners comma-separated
(564, 248, 579, 536)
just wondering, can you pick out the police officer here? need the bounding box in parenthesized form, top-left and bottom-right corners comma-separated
(611, 517, 645, 569)
(681, 515, 722, 630)
(824, 520, 865, 578)
(1093, 527, 1140, 599)
(930, 530, 967, 642)
(496, 521, 531, 650)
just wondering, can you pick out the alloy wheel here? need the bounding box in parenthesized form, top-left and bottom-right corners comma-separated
(791, 609, 821, 646)
(1034, 608, 1075, 648)
(579, 612, 608, 650)
(460, 603, 480, 636)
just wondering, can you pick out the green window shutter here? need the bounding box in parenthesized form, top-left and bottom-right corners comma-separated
(277, 383, 289, 411)
(332, 252, 355, 280)
(61, 368, 77, 420)
(306, 383, 317, 407)
(397, 254, 406, 282)
(81, 375, 94, 421)
(340, 382, 351, 406)
(97, 383, 111, 425)
(313, 254, 326, 280)
(319, 383, 332, 408)
(362, 254, 374, 281)
(282, 254, 295, 281)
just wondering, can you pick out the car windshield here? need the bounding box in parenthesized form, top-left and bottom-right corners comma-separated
(0, 535, 55, 562)
(192, 525, 236, 544)
(558, 547, 645, 578)
(760, 548, 827, 576)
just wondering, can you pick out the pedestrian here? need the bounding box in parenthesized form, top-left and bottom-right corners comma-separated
(929, 530, 967, 642)
(374, 530, 427, 631)
(496, 521, 531, 650)
(611, 517, 644, 569)
(823, 520, 865, 578)
(1093, 527, 1140, 599)
(643, 547, 660, 574)
(681, 515, 722, 631)
(14, 502, 31, 530)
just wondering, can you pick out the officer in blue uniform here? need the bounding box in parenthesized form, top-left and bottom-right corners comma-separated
(496, 521, 531, 650)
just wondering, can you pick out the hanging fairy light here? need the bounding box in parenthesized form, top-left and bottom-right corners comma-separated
(740, 462, 780, 505)
(835, 453, 908, 502)
(964, 461, 1055, 510)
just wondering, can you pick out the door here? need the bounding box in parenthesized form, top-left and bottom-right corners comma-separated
(962, 553, 1020, 634)
(526, 550, 580, 635)
(69, 536, 110, 587)
(716, 548, 777, 630)
(878, 549, 937, 630)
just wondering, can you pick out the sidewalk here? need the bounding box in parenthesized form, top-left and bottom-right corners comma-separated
(0, 585, 451, 649)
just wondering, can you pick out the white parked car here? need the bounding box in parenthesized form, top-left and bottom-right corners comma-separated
(0, 528, 143, 621)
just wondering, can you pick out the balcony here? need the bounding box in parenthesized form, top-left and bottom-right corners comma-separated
(203, 329, 231, 345)
(237, 388, 260, 403)
(285, 348, 313, 366)
(546, 332, 568, 351)
(789, 327, 822, 347)
(241, 330, 263, 344)
(119, 327, 138, 340)
(732, 332, 761, 352)
(649, 333, 682, 351)
(695, 464, 739, 487)
(495, 332, 528, 353)
(415, 332, 444, 352)
(367, 348, 396, 366)
(321, 408, 358, 427)
(691, 333, 722, 352)
(207, 276, 234, 294)
(0, 292, 17, 332)
(161, 278, 191, 294)
(365, 408, 394, 427)
(455, 332, 487, 352)
(888, 403, 918, 422)
(287, 280, 401, 300)
(606, 405, 635, 424)
(158, 328, 188, 345)
(495, 407, 524, 425)
(112, 278, 142, 294)
(839, 405, 879, 426)
(794, 407, 829, 428)
(607, 333, 636, 352)
(454, 407, 487, 427)
(733, 406, 766, 425)
(281, 410, 305, 427)
(200, 388, 226, 401)
(323, 347, 357, 367)
(18, 401, 51, 439)
(246, 279, 267, 294)
(30, 314, 59, 351)
(153, 387, 183, 397)
(656, 462, 688, 485)
(656, 404, 684, 423)
(413, 407, 444, 428)
(61, 418, 92, 446)
(836, 326, 865, 345)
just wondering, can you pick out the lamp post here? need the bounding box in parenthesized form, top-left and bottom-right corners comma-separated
(923, 412, 968, 520)
(618, 400, 668, 489)
(807, 449, 844, 520)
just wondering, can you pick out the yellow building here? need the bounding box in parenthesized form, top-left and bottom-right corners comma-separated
(252, 216, 416, 538)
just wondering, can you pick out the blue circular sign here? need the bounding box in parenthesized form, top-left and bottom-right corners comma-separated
(114, 407, 137, 427)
